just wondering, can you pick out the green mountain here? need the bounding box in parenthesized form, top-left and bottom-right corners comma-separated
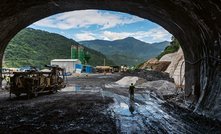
(108, 54, 146, 67)
(151, 41, 171, 50)
(79, 37, 169, 66)
(4, 28, 115, 69)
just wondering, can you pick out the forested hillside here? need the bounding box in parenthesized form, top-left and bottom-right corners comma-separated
(4, 28, 115, 69)
(156, 36, 180, 60)
(108, 54, 146, 67)
(79, 37, 170, 67)
(80, 37, 170, 59)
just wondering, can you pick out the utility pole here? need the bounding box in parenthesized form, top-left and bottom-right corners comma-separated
(104, 58, 105, 66)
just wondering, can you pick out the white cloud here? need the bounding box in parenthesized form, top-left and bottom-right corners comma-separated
(74, 31, 96, 40)
(73, 27, 171, 42)
(103, 37, 110, 41)
(103, 27, 171, 41)
(61, 31, 64, 34)
(147, 27, 171, 41)
(34, 10, 144, 30)
(103, 31, 125, 40)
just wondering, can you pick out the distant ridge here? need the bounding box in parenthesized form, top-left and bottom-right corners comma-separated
(79, 37, 170, 66)
(4, 28, 115, 69)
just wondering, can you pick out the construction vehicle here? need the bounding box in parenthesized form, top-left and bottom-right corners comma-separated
(9, 65, 66, 99)
(120, 64, 127, 72)
(96, 66, 110, 73)
(145, 66, 153, 71)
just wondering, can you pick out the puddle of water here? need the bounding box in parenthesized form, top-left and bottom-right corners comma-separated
(105, 83, 127, 88)
(112, 102, 137, 116)
(101, 91, 113, 97)
(98, 76, 112, 78)
(61, 86, 81, 92)
(134, 94, 145, 100)
(61, 86, 113, 98)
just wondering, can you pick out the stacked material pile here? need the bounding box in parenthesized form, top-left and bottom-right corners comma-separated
(139, 58, 171, 72)
(118, 69, 174, 83)
(115, 76, 139, 86)
(160, 47, 185, 85)
(115, 76, 177, 100)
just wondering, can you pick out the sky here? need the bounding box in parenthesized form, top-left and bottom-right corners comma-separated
(29, 10, 172, 44)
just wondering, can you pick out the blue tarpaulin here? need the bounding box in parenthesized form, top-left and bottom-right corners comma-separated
(75, 64, 83, 73)
(21, 67, 40, 70)
(60, 73, 72, 76)
(75, 64, 93, 73)
(86, 66, 93, 73)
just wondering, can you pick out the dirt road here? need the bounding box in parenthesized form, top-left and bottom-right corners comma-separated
(0, 73, 220, 133)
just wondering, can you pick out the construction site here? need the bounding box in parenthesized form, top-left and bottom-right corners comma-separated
(1, 1, 221, 133)
(0, 48, 221, 133)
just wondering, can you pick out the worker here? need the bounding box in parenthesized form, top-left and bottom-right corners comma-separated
(86, 73, 88, 78)
(6, 76, 9, 85)
(104, 71, 106, 75)
(129, 83, 135, 100)
(77, 74, 79, 78)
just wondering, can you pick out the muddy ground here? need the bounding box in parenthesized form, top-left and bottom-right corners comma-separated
(0, 73, 221, 133)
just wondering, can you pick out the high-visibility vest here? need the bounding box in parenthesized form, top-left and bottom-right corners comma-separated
(129, 85, 135, 94)
(6, 77, 9, 82)
(130, 85, 135, 89)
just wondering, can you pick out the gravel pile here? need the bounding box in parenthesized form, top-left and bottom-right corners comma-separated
(118, 69, 174, 83)
(115, 76, 139, 86)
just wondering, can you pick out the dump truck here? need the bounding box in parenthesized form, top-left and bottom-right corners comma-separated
(96, 66, 110, 73)
(120, 64, 127, 72)
(9, 65, 66, 99)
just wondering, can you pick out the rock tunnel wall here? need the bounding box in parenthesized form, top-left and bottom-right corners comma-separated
(0, 0, 220, 120)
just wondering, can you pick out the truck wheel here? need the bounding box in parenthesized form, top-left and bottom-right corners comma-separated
(51, 87, 58, 94)
(15, 93, 21, 97)
(34, 92, 38, 97)
(52, 87, 57, 94)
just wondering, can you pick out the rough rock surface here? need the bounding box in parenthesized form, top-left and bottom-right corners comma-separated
(160, 47, 185, 85)
(115, 76, 139, 86)
(160, 53, 177, 62)
(118, 69, 174, 83)
(115, 76, 177, 100)
(140, 58, 159, 69)
(0, 0, 221, 121)
(140, 58, 171, 72)
(137, 80, 177, 100)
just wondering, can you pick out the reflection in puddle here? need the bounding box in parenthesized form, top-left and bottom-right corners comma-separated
(58, 86, 213, 133)
(61, 86, 81, 92)
(112, 102, 137, 116)
(129, 105, 135, 114)
(102, 91, 113, 97)
(61, 86, 115, 98)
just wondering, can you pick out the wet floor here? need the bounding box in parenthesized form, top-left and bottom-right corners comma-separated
(59, 86, 221, 133)
(1, 70, 221, 134)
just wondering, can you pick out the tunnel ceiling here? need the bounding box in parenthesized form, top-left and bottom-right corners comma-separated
(0, 0, 221, 120)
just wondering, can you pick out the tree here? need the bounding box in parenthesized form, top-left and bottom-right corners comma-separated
(4, 28, 115, 69)
(156, 36, 180, 60)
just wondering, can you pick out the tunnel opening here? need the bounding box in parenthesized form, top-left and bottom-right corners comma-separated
(2, 9, 180, 102)
(0, 0, 221, 121)
(3, 10, 174, 68)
